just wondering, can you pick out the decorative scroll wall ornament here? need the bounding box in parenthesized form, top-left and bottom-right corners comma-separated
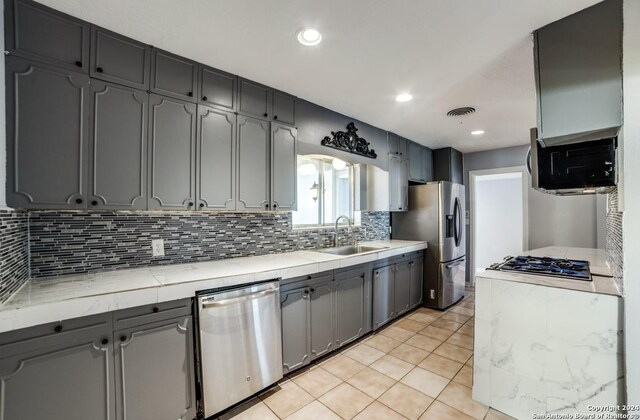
(321, 122, 377, 159)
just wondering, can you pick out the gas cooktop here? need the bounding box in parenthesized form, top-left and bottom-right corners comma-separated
(488, 255, 592, 281)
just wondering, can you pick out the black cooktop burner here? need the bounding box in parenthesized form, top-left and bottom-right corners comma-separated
(488, 255, 592, 281)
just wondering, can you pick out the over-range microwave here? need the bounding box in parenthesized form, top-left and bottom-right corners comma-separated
(528, 128, 617, 195)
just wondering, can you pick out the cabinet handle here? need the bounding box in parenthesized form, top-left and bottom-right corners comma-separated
(75, 198, 83, 204)
(152, 307, 159, 313)
(101, 338, 109, 345)
(54, 325, 63, 333)
(274, 115, 278, 120)
(91, 200, 98, 206)
(264, 203, 269, 210)
(120, 335, 127, 342)
(96, 67, 104, 73)
(263, 113, 268, 118)
(310, 288, 315, 293)
(75, 61, 82, 68)
(303, 289, 309, 294)
(187, 91, 193, 97)
(199, 203, 205, 208)
(272, 203, 278, 209)
(202, 96, 208, 101)
(188, 202, 194, 207)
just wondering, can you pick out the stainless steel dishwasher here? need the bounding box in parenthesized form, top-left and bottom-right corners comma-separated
(197, 280, 282, 417)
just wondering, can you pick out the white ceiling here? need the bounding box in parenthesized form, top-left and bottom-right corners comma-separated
(37, 0, 601, 153)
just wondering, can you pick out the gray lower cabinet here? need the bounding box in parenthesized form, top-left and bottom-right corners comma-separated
(334, 268, 367, 348)
(199, 65, 237, 111)
(196, 106, 236, 210)
(148, 94, 197, 210)
(89, 81, 148, 210)
(0, 314, 114, 420)
(238, 78, 271, 119)
(90, 26, 151, 90)
(236, 115, 271, 210)
(151, 49, 198, 102)
(281, 286, 310, 374)
(6, 57, 89, 209)
(114, 315, 196, 420)
(388, 154, 408, 212)
(271, 123, 297, 211)
(372, 265, 395, 329)
(309, 279, 334, 360)
(5, 0, 90, 73)
(394, 261, 411, 316)
(409, 256, 424, 308)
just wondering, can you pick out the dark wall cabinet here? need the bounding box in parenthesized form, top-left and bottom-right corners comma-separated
(236, 115, 271, 210)
(91, 26, 151, 90)
(199, 66, 236, 111)
(408, 141, 434, 184)
(388, 133, 408, 158)
(238, 78, 271, 119)
(89, 81, 148, 210)
(272, 91, 296, 126)
(6, 57, 89, 209)
(5, 0, 90, 72)
(389, 154, 408, 212)
(151, 49, 198, 102)
(433, 147, 463, 184)
(271, 123, 297, 211)
(148, 94, 197, 210)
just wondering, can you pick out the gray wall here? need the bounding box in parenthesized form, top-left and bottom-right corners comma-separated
(463, 144, 604, 282)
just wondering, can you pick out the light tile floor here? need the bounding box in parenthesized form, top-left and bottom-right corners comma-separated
(218, 288, 515, 420)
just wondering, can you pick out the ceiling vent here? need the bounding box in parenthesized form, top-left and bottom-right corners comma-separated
(447, 107, 476, 117)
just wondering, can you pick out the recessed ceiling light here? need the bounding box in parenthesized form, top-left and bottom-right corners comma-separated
(471, 130, 485, 135)
(297, 27, 322, 46)
(395, 93, 413, 102)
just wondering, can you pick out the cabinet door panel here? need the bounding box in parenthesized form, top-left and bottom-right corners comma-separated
(151, 49, 198, 102)
(408, 142, 423, 182)
(271, 123, 297, 211)
(394, 261, 411, 315)
(89, 81, 147, 209)
(373, 266, 394, 330)
(236, 116, 270, 210)
(199, 66, 236, 110)
(114, 316, 196, 420)
(148, 94, 196, 210)
(309, 281, 334, 360)
(91, 26, 150, 90)
(238, 78, 270, 119)
(197, 106, 236, 210)
(0, 330, 114, 420)
(6, 57, 89, 209)
(6, 0, 89, 72)
(410, 257, 424, 308)
(422, 147, 434, 182)
(281, 288, 309, 374)
(389, 154, 408, 212)
(272, 91, 295, 126)
(335, 273, 365, 347)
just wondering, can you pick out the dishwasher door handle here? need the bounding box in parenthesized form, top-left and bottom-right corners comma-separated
(201, 289, 278, 308)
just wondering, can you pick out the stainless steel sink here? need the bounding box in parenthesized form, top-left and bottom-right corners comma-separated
(317, 245, 388, 256)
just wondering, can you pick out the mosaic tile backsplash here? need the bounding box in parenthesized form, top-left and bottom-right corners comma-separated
(28, 211, 390, 278)
(605, 188, 623, 293)
(0, 210, 29, 303)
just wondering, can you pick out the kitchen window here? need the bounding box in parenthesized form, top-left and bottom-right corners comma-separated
(292, 156, 361, 228)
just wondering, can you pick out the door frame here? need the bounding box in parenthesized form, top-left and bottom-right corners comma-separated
(469, 166, 529, 286)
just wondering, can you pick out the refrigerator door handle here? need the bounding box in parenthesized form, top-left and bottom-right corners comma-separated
(445, 259, 465, 269)
(453, 197, 462, 247)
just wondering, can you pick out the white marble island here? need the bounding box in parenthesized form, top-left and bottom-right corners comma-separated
(473, 247, 624, 419)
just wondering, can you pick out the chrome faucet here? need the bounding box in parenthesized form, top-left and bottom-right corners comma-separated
(334, 215, 353, 247)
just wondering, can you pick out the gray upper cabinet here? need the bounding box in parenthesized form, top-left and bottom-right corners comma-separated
(394, 261, 411, 316)
(89, 81, 147, 210)
(334, 269, 366, 348)
(409, 255, 424, 308)
(433, 147, 463, 184)
(196, 106, 237, 210)
(281, 286, 310, 374)
(372, 265, 395, 330)
(534, 0, 622, 146)
(388, 133, 408, 158)
(271, 123, 297, 211)
(408, 141, 425, 183)
(6, 57, 89, 209)
(236, 115, 270, 211)
(114, 315, 196, 420)
(309, 280, 334, 361)
(151, 49, 198, 102)
(148, 94, 197, 210)
(199, 66, 237, 111)
(272, 90, 295, 126)
(388, 154, 409, 212)
(5, 0, 89, 73)
(90, 26, 151, 90)
(0, 314, 114, 420)
(422, 147, 434, 182)
(238, 78, 271, 119)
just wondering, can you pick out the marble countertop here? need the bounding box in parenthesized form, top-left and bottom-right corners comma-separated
(0, 240, 427, 334)
(476, 246, 621, 297)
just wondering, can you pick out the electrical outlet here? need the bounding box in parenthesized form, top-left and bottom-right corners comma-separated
(151, 239, 165, 257)
(430, 289, 435, 300)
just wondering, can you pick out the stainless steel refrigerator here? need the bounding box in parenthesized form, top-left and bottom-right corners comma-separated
(392, 182, 466, 309)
